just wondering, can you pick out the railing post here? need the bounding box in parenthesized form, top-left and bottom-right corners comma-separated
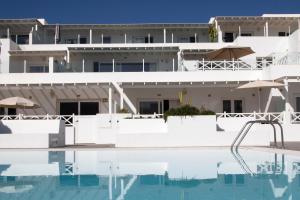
(202, 58, 205, 71)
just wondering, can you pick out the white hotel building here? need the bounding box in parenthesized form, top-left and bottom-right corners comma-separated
(1, 14, 300, 147)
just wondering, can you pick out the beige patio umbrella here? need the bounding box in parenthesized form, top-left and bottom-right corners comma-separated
(0, 97, 40, 109)
(206, 46, 255, 60)
(237, 80, 284, 112)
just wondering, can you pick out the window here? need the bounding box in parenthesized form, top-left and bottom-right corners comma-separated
(132, 36, 145, 43)
(7, 108, 16, 115)
(178, 36, 189, 43)
(223, 100, 231, 113)
(60, 101, 99, 115)
(189, 36, 196, 43)
(17, 35, 29, 44)
(79, 37, 87, 44)
(234, 100, 243, 113)
(29, 66, 49, 73)
(224, 32, 234, 42)
(256, 57, 273, 68)
(278, 32, 289, 37)
(103, 36, 111, 44)
(0, 108, 4, 115)
(65, 39, 77, 44)
(145, 36, 154, 43)
(296, 97, 300, 112)
(139, 101, 159, 114)
(93, 62, 113, 72)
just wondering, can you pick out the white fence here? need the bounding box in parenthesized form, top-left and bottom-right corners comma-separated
(291, 112, 300, 123)
(0, 114, 74, 126)
(196, 60, 269, 71)
(217, 112, 284, 123)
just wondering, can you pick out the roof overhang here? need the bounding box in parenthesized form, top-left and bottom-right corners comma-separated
(68, 46, 179, 53)
(9, 50, 66, 57)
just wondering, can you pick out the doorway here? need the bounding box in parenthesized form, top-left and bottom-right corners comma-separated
(59, 101, 99, 115)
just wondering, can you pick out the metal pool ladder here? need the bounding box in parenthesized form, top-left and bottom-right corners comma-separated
(231, 120, 285, 151)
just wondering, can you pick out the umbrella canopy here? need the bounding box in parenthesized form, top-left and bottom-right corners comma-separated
(237, 80, 284, 89)
(0, 97, 40, 109)
(206, 46, 255, 60)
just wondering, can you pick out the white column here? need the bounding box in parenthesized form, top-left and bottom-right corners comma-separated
(177, 51, 182, 71)
(124, 33, 127, 44)
(23, 60, 27, 73)
(238, 26, 241, 36)
(15, 34, 18, 44)
(265, 21, 269, 37)
(171, 33, 174, 43)
(172, 58, 175, 72)
(48, 57, 54, 73)
(148, 33, 150, 43)
(142, 58, 145, 72)
(288, 26, 291, 35)
(194, 33, 197, 43)
(89, 29, 92, 44)
(29, 29, 33, 45)
(112, 59, 115, 72)
(6, 28, 10, 39)
(218, 25, 223, 43)
(82, 58, 85, 72)
(108, 87, 112, 114)
(77, 34, 80, 44)
(67, 50, 70, 63)
(163, 28, 166, 43)
(101, 34, 104, 44)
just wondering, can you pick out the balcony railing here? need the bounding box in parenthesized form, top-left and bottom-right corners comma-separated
(217, 112, 284, 123)
(198, 60, 260, 71)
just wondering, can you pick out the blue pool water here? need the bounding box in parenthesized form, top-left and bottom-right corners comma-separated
(0, 148, 299, 200)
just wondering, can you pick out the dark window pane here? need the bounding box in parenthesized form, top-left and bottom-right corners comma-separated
(93, 62, 99, 72)
(224, 32, 234, 42)
(241, 33, 252, 36)
(163, 100, 169, 112)
(145, 36, 154, 43)
(8, 108, 16, 115)
(79, 37, 87, 44)
(80, 102, 99, 115)
(189, 36, 196, 43)
(224, 175, 233, 184)
(234, 100, 243, 113)
(223, 100, 231, 113)
(29, 66, 49, 73)
(0, 108, 4, 115)
(60, 102, 78, 115)
(103, 36, 111, 44)
(99, 63, 113, 72)
(17, 35, 29, 44)
(139, 101, 159, 114)
(10, 35, 16, 42)
(278, 32, 286, 37)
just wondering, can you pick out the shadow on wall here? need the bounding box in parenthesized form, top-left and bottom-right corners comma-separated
(0, 121, 12, 134)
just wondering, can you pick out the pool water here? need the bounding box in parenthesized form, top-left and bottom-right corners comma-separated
(0, 148, 299, 200)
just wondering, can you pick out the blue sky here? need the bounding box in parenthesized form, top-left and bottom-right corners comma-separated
(1, 0, 300, 24)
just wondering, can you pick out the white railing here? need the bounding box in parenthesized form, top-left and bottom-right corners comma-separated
(198, 60, 259, 71)
(0, 114, 74, 126)
(256, 60, 273, 68)
(291, 112, 300, 123)
(217, 112, 284, 123)
(275, 52, 300, 65)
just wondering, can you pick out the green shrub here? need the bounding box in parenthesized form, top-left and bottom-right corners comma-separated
(163, 105, 215, 121)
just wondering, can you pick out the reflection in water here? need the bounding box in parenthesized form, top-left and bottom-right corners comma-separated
(0, 149, 299, 200)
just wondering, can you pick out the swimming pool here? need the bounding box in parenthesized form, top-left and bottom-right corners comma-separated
(0, 148, 299, 200)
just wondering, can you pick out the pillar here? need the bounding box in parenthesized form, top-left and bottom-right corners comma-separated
(163, 28, 166, 43)
(89, 29, 93, 44)
(23, 60, 27, 73)
(29, 28, 33, 45)
(218, 25, 223, 43)
(101, 34, 104, 44)
(142, 58, 145, 72)
(148, 33, 150, 43)
(298, 19, 300, 30)
(238, 26, 241, 36)
(265, 21, 269, 37)
(194, 33, 197, 43)
(177, 51, 182, 71)
(112, 59, 115, 72)
(124, 33, 127, 44)
(82, 58, 85, 72)
(171, 33, 174, 43)
(77, 34, 80, 44)
(108, 87, 112, 114)
(172, 58, 175, 72)
(48, 57, 54, 73)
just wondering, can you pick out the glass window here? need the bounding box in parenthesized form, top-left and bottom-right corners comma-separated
(80, 102, 99, 115)
(241, 33, 252, 36)
(139, 101, 159, 114)
(79, 37, 87, 44)
(296, 97, 300, 112)
(144, 36, 153, 43)
(29, 66, 49, 73)
(0, 108, 4, 115)
(103, 36, 111, 44)
(65, 39, 77, 44)
(223, 100, 231, 113)
(234, 100, 243, 113)
(189, 36, 196, 43)
(7, 108, 16, 115)
(224, 32, 234, 42)
(99, 63, 113, 72)
(224, 175, 233, 184)
(278, 32, 287, 37)
(17, 35, 29, 44)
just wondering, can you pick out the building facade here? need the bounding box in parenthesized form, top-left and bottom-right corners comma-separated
(0, 15, 300, 118)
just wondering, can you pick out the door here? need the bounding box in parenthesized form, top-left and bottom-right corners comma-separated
(80, 102, 99, 115)
(223, 100, 231, 113)
(60, 102, 78, 115)
(139, 101, 159, 114)
(224, 32, 234, 42)
(234, 100, 243, 113)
